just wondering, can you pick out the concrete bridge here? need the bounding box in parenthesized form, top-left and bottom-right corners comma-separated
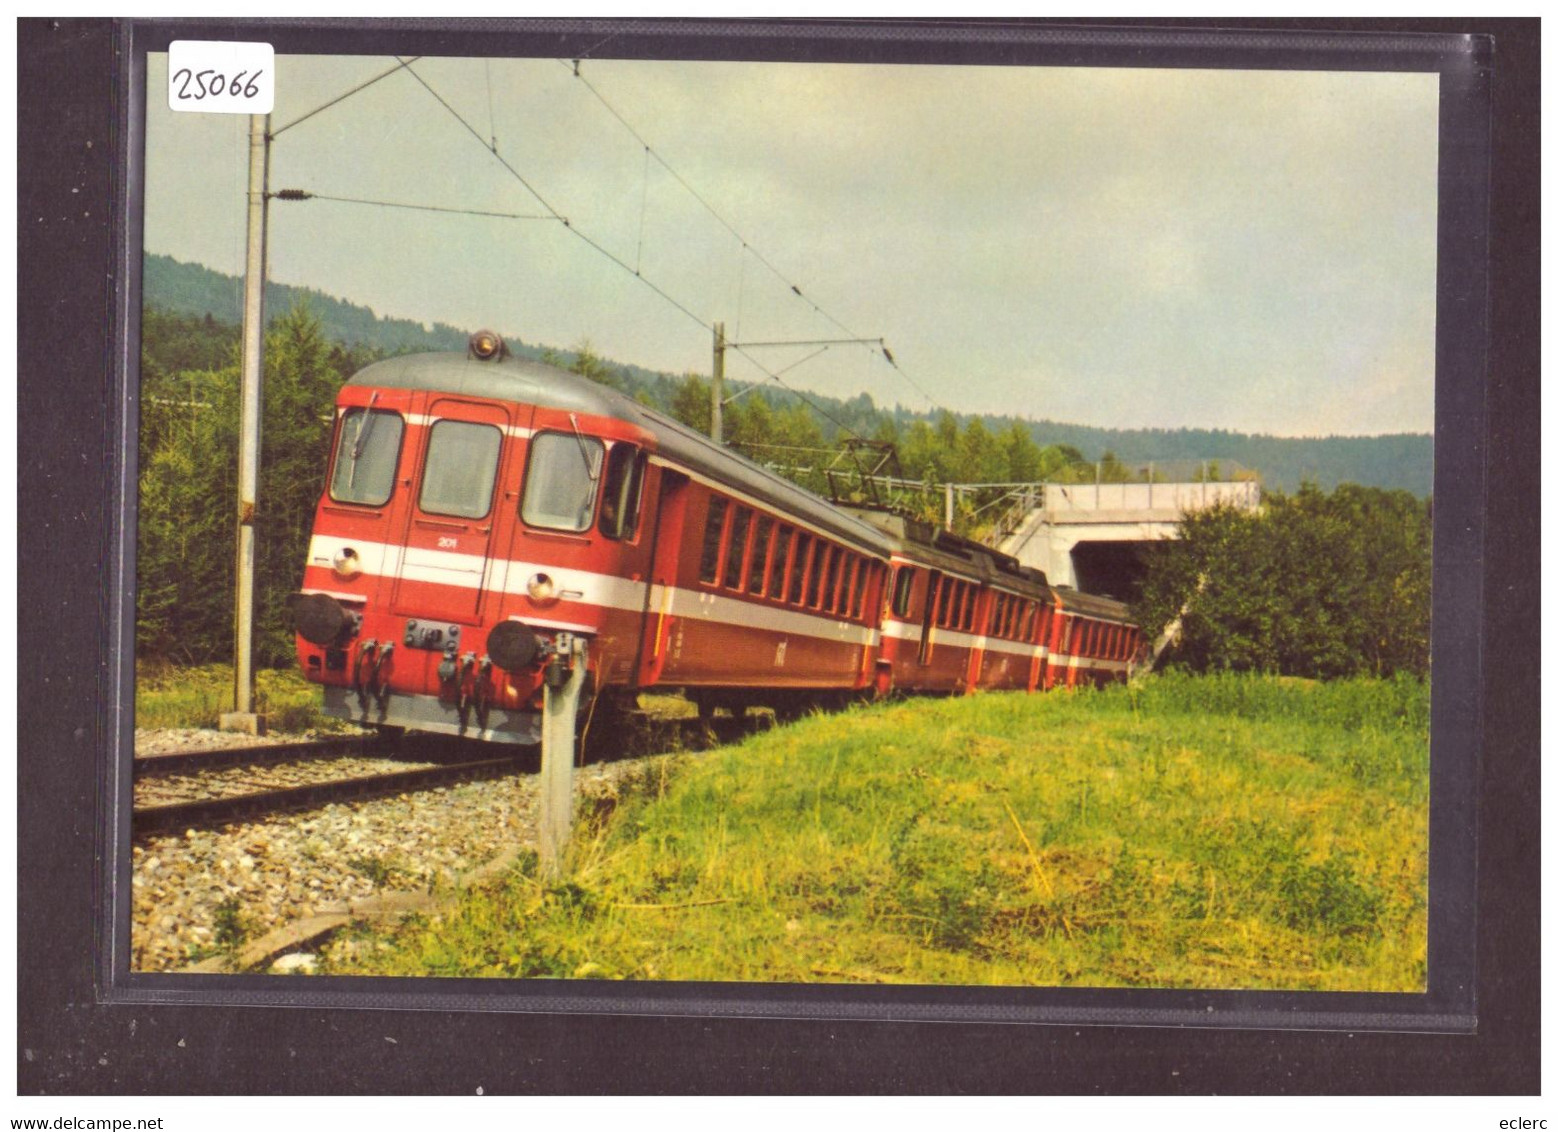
(998, 479, 1261, 595)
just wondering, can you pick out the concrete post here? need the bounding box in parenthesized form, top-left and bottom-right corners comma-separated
(538, 634, 588, 877)
(223, 113, 270, 735)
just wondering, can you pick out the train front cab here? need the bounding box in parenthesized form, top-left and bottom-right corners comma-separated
(293, 353, 657, 744)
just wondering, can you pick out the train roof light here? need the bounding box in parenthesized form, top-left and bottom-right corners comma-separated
(469, 329, 505, 361)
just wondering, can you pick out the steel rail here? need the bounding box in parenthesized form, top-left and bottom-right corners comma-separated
(131, 755, 519, 836)
(132, 734, 395, 779)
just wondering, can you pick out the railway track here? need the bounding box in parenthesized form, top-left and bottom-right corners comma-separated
(133, 733, 393, 779)
(130, 706, 769, 837)
(131, 752, 522, 836)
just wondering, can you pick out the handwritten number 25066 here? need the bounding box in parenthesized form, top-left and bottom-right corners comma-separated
(172, 67, 264, 101)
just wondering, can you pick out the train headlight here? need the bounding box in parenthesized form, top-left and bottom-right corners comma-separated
(332, 546, 362, 579)
(469, 329, 505, 361)
(526, 572, 557, 603)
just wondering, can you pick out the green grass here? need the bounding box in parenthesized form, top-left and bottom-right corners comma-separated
(327, 673, 1429, 990)
(135, 661, 354, 733)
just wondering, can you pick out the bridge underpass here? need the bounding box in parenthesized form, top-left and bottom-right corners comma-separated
(998, 479, 1261, 598)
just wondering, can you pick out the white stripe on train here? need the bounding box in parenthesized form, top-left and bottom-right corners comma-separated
(309, 535, 1132, 665)
(306, 536, 877, 648)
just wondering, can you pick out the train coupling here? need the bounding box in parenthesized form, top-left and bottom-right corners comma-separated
(542, 631, 587, 689)
(436, 641, 459, 685)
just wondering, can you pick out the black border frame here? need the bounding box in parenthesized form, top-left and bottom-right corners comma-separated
(18, 17, 1537, 1092)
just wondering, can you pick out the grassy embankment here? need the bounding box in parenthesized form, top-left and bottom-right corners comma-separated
(135, 662, 351, 733)
(328, 673, 1429, 991)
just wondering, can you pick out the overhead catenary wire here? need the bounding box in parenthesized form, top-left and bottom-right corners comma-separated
(484, 57, 497, 151)
(274, 190, 559, 224)
(562, 59, 946, 414)
(270, 56, 423, 139)
(397, 58, 865, 442)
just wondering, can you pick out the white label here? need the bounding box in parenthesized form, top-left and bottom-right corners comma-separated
(168, 41, 274, 114)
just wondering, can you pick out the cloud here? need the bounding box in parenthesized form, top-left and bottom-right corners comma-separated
(143, 53, 1438, 437)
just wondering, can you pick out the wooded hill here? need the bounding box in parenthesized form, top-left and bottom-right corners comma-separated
(142, 252, 1433, 495)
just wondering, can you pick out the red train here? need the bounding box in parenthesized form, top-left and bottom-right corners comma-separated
(289, 333, 1142, 743)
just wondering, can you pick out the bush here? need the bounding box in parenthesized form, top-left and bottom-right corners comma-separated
(1135, 483, 1430, 679)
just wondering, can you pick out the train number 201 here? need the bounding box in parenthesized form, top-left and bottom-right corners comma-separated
(437, 537, 459, 549)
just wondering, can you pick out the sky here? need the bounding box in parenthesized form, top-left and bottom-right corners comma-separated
(143, 52, 1439, 438)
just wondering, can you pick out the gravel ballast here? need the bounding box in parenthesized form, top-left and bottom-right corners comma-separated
(130, 727, 664, 972)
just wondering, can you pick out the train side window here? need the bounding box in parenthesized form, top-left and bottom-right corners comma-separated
(699, 497, 728, 584)
(807, 544, 830, 609)
(937, 579, 953, 627)
(824, 550, 844, 613)
(521, 431, 603, 531)
(788, 534, 811, 604)
(598, 443, 645, 541)
(724, 506, 752, 590)
(851, 560, 868, 620)
(329, 407, 405, 507)
(993, 594, 1008, 638)
(767, 525, 792, 600)
(746, 515, 773, 593)
(420, 419, 504, 519)
(891, 567, 915, 618)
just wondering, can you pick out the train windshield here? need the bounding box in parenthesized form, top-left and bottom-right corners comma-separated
(420, 420, 502, 519)
(522, 431, 604, 532)
(329, 407, 403, 506)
